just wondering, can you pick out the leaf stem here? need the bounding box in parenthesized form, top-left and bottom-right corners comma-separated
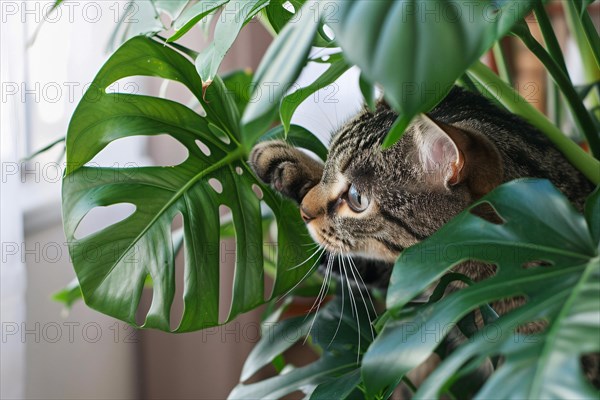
(533, 3, 568, 74)
(467, 61, 600, 185)
(492, 41, 513, 86)
(21, 136, 65, 162)
(514, 23, 600, 158)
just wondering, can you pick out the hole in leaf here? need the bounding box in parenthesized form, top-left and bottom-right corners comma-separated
(196, 139, 211, 157)
(322, 24, 335, 40)
(235, 166, 243, 175)
(219, 205, 235, 324)
(89, 135, 188, 167)
(581, 353, 600, 389)
(208, 124, 231, 145)
(170, 212, 185, 331)
(469, 201, 504, 225)
(521, 260, 553, 269)
(106, 76, 195, 106)
(74, 203, 136, 240)
(135, 274, 153, 326)
(321, 55, 330, 62)
(252, 184, 264, 200)
(209, 178, 223, 194)
(515, 318, 547, 335)
(147, 134, 189, 166)
(282, 0, 295, 13)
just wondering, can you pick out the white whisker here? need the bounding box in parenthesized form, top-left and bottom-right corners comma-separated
(287, 243, 325, 271)
(278, 246, 326, 300)
(347, 255, 375, 341)
(347, 256, 377, 315)
(328, 253, 345, 348)
(304, 252, 334, 344)
(341, 253, 361, 364)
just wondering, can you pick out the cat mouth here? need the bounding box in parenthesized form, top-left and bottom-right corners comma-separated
(308, 226, 347, 254)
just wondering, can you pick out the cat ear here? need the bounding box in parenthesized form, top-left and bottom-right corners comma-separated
(413, 114, 464, 187)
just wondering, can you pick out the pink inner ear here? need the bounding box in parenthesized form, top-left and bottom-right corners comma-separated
(415, 115, 461, 185)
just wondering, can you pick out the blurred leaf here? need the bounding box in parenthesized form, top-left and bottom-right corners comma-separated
(62, 36, 316, 332)
(322, 0, 535, 145)
(241, 1, 319, 146)
(52, 278, 82, 309)
(169, 0, 229, 42)
(280, 58, 350, 134)
(585, 185, 600, 248)
(152, 0, 189, 19)
(573, 0, 596, 15)
(195, 0, 269, 85)
(264, 0, 307, 33)
(359, 73, 376, 111)
(362, 179, 599, 396)
(222, 68, 254, 116)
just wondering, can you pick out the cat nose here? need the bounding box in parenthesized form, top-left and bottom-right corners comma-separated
(300, 206, 315, 223)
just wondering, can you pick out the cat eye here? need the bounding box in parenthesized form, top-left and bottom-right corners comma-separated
(346, 184, 370, 212)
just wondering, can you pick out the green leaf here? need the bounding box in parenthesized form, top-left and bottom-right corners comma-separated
(260, 124, 328, 161)
(169, 0, 229, 43)
(264, 0, 307, 33)
(323, 0, 536, 144)
(310, 369, 362, 400)
(62, 36, 316, 332)
(222, 68, 254, 116)
(52, 278, 82, 309)
(585, 185, 600, 247)
(195, 0, 269, 85)
(359, 73, 376, 112)
(280, 58, 350, 134)
(415, 258, 600, 399)
(362, 179, 599, 396)
(573, 0, 596, 15)
(241, 1, 320, 146)
(241, 315, 311, 381)
(231, 294, 373, 399)
(152, 0, 189, 19)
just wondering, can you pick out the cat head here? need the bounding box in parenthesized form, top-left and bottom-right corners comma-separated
(250, 103, 503, 263)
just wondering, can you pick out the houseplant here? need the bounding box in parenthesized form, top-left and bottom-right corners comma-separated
(50, 0, 599, 398)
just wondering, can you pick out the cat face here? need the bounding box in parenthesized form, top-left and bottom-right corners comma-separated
(250, 103, 503, 263)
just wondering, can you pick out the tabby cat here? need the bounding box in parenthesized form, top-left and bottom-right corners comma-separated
(249, 87, 598, 392)
(250, 87, 593, 288)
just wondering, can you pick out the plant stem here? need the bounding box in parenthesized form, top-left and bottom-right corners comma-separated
(514, 24, 600, 158)
(580, 11, 600, 69)
(21, 136, 65, 162)
(492, 41, 513, 86)
(468, 61, 600, 185)
(533, 3, 568, 74)
(564, 2, 600, 71)
(401, 376, 418, 393)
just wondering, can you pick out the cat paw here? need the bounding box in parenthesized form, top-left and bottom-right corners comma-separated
(249, 140, 324, 203)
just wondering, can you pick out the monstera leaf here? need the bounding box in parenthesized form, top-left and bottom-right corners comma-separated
(321, 0, 536, 145)
(362, 180, 600, 397)
(230, 293, 373, 399)
(62, 36, 316, 332)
